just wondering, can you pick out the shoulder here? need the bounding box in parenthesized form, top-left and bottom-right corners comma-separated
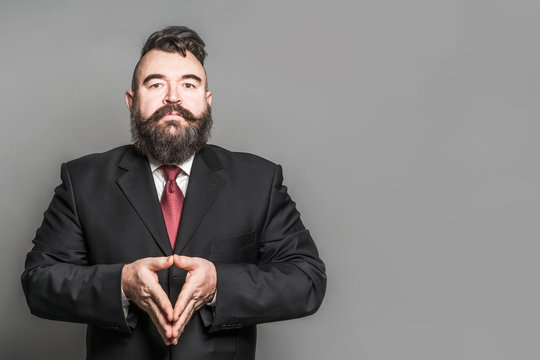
(201, 145, 281, 185)
(204, 144, 277, 171)
(64, 145, 134, 171)
(61, 145, 141, 186)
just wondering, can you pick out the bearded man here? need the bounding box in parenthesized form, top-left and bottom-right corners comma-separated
(21, 26, 326, 360)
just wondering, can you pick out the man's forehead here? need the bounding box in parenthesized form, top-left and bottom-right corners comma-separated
(137, 49, 206, 80)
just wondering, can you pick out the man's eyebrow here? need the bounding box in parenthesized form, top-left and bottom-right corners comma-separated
(142, 73, 202, 85)
(181, 74, 202, 83)
(142, 74, 165, 85)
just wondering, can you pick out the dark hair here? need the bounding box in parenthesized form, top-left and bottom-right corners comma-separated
(131, 26, 207, 91)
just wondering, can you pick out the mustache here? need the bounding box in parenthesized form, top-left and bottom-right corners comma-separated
(146, 103, 199, 124)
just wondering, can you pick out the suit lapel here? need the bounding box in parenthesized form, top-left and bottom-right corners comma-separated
(175, 146, 224, 254)
(116, 147, 172, 255)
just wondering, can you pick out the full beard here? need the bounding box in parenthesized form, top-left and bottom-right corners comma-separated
(130, 102, 212, 165)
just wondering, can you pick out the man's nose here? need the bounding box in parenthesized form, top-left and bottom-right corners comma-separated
(164, 85, 181, 104)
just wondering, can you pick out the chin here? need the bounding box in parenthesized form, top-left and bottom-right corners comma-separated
(161, 120, 185, 130)
(166, 127, 183, 135)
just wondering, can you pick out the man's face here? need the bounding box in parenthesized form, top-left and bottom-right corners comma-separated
(126, 50, 213, 164)
(126, 49, 212, 133)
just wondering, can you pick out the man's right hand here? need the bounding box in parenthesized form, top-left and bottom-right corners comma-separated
(121, 256, 175, 345)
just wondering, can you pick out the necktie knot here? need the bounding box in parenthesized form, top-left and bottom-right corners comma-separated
(159, 165, 182, 182)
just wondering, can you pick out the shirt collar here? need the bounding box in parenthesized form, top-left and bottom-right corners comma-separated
(148, 154, 195, 176)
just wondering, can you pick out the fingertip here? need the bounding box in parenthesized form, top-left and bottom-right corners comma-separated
(174, 255, 194, 269)
(153, 256, 174, 270)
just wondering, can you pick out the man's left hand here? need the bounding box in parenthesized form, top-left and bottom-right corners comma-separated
(171, 255, 217, 344)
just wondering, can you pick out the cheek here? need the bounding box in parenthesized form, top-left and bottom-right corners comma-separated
(138, 99, 162, 118)
(184, 95, 209, 114)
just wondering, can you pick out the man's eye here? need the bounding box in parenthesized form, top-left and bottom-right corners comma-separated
(149, 83, 163, 88)
(183, 83, 195, 89)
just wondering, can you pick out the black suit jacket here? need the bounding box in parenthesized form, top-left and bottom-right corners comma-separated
(22, 145, 326, 360)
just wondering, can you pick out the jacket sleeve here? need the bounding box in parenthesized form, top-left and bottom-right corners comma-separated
(21, 163, 133, 334)
(206, 164, 327, 332)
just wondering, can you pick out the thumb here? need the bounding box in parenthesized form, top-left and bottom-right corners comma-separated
(147, 256, 174, 271)
(173, 255, 196, 270)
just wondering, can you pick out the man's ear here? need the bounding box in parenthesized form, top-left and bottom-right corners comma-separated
(206, 91, 212, 106)
(125, 90, 134, 111)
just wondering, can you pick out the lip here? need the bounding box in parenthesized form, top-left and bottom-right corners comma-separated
(161, 113, 183, 121)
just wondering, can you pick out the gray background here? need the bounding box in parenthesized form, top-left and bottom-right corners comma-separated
(1, 0, 539, 359)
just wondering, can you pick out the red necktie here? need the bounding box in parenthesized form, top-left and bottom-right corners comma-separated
(159, 165, 184, 249)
